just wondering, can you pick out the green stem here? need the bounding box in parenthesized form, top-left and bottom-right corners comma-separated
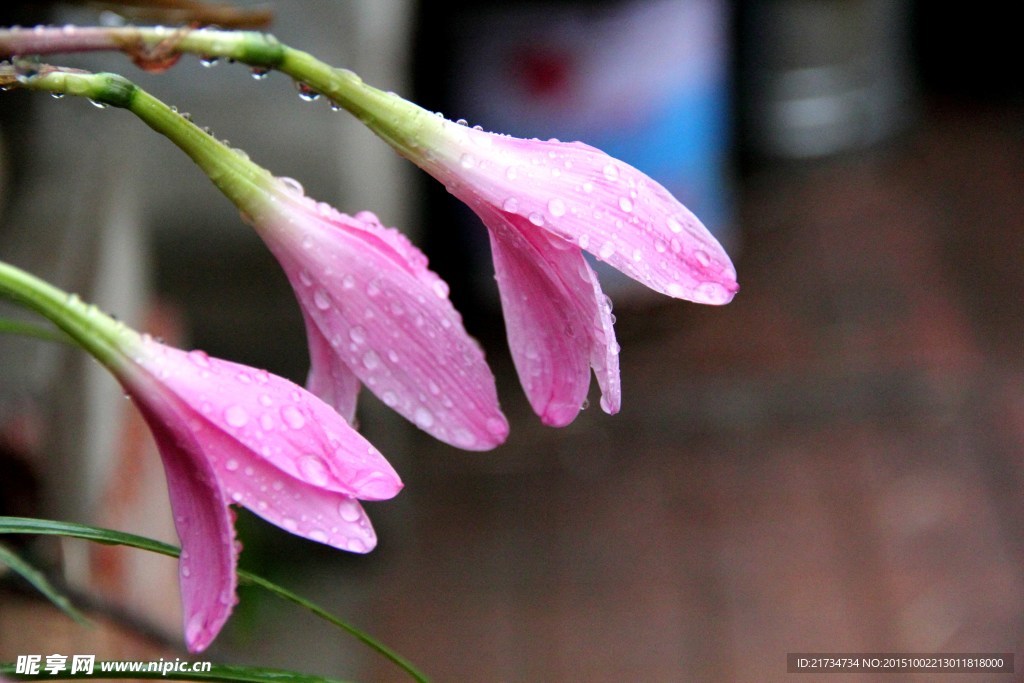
(0, 62, 274, 219)
(0, 26, 445, 159)
(0, 259, 133, 369)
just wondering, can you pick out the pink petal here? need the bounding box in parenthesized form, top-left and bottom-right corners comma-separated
(132, 400, 238, 653)
(254, 192, 508, 450)
(303, 312, 360, 424)
(217, 447, 378, 553)
(135, 340, 403, 501)
(479, 201, 621, 425)
(429, 125, 738, 304)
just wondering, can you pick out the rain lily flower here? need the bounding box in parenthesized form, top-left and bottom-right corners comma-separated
(0, 66, 508, 450)
(0, 29, 738, 425)
(0, 259, 402, 652)
(315, 73, 740, 425)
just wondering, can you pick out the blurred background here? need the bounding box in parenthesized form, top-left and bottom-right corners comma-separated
(1, 0, 1023, 680)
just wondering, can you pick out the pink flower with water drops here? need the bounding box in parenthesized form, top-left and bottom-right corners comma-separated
(241, 177, 509, 450)
(348, 91, 738, 425)
(113, 332, 403, 652)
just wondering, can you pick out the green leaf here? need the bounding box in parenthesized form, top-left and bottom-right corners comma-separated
(0, 316, 74, 345)
(0, 661, 350, 682)
(0, 517, 429, 682)
(0, 540, 90, 625)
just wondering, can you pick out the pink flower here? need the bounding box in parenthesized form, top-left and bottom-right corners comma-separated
(113, 333, 402, 652)
(385, 112, 739, 425)
(240, 179, 509, 451)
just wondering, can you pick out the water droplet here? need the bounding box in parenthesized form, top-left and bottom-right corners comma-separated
(313, 289, 331, 310)
(381, 390, 398, 407)
(279, 176, 304, 195)
(582, 181, 594, 193)
(349, 326, 366, 344)
(347, 538, 367, 553)
(260, 414, 275, 430)
(528, 213, 545, 226)
(281, 405, 306, 430)
(603, 164, 619, 181)
(199, 56, 219, 67)
(486, 417, 506, 436)
(387, 349, 400, 363)
(654, 239, 668, 254)
(282, 517, 299, 531)
(670, 238, 682, 254)
(694, 282, 733, 305)
(339, 499, 362, 522)
(88, 99, 108, 109)
(667, 215, 684, 234)
(366, 280, 381, 297)
(618, 196, 634, 213)
(182, 565, 192, 578)
(50, 91, 65, 99)
(455, 118, 469, 126)
(298, 455, 330, 485)
(362, 350, 380, 370)
(632, 248, 643, 262)
(250, 67, 270, 80)
(259, 394, 273, 407)
(460, 153, 476, 169)
(599, 241, 616, 260)
(308, 529, 328, 543)
(187, 350, 211, 368)
(296, 82, 320, 101)
(548, 198, 566, 217)
(414, 407, 435, 429)
(578, 234, 591, 249)
(502, 197, 519, 213)
(428, 380, 441, 396)
(225, 459, 240, 472)
(342, 274, 356, 290)
(666, 282, 685, 298)
(298, 270, 313, 287)
(505, 166, 519, 180)
(694, 249, 712, 267)
(225, 405, 249, 428)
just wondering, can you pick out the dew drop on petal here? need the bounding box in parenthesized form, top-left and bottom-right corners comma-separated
(486, 417, 506, 436)
(225, 406, 249, 428)
(528, 213, 545, 227)
(432, 280, 450, 299)
(308, 529, 328, 543)
(599, 241, 616, 260)
(281, 405, 306, 430)
(414, 407, 435, 429)
(349, 326, 366, 344)
(603, 164, 619, 181)
(666, 282, 685, 298)
(225, 459, 240, 472)
(282, 517, 299, 531)
(339, 499, 362, 522)
(618, 196, 634, 213)
(313, 289, 332, 310)
(298, 455, 330, 486)
(668, 215, 684, 234)
(342, 274, 356, 290)
(548, 198, 566, 217)
(694, 249, 712, 267)
(460, 153, 477, 169)
(582, 181, 594, 194)
(578, 234, 590, 250)
(188, 350, 211, 368)
(502, 197, 519, 213)
(362, 350, 380, 370)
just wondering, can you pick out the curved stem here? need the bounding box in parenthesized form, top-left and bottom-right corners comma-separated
(0, 259, 133, 369)
(0, 26, 445, 159)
